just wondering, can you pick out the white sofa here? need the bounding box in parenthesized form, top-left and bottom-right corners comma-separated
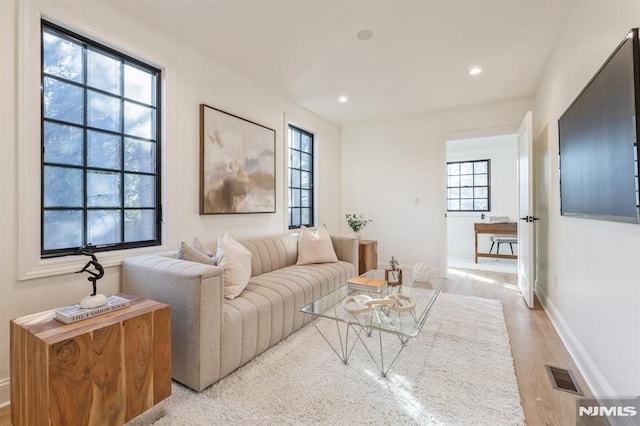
(121, 232, 358, 392)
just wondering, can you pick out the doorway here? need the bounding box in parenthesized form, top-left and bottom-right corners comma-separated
(446, 133, 519, 275)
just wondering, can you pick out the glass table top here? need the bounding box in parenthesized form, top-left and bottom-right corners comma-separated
(299, 270, 448, 338)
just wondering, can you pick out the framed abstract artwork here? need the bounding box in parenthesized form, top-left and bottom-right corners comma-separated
(199, 104, 276, 214)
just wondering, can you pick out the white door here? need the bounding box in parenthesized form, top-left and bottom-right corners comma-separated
(517, 111, 536, 308)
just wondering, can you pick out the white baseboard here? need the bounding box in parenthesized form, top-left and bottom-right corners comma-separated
(0, 377, 9, 408)
(536, 287, 613, 397)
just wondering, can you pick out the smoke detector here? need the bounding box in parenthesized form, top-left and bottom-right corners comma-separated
(357, 30, 373, 41)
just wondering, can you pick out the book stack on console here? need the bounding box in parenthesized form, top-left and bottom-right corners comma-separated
(347, 276, 388, 293)
(54, 295, 130, 324)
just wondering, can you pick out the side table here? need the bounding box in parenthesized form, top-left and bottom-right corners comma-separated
(10, 294, 171, 426)
(358, 239, 378, 274)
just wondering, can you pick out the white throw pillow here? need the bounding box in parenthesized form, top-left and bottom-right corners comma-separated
(191, 237, 215, 258)
(216, 233, 252, 299)
(177, 241, 216, 265)
(296, 225, 338, 265)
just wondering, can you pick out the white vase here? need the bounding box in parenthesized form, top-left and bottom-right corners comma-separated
(351, 231, 361, 239)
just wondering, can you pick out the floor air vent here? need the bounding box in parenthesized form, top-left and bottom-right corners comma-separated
(545, 365, 583, 395)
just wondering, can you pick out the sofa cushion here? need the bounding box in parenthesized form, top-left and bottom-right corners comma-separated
(217, 233, 252, 299)
(241, 234, 298, 277)
(296, 225, 338, 265)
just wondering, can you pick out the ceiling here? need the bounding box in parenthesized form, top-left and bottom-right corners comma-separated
(107, 0, 576, 125)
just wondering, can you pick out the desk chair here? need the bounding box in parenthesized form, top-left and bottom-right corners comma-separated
(487, 216, 517, 254)
(490, 235, 518, 254)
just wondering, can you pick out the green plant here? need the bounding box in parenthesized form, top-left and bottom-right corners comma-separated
(345, 213, 373, 233)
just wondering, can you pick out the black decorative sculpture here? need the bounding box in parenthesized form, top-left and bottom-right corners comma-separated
(75, 245, 107, 308)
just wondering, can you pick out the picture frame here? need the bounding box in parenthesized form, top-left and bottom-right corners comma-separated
(199, 104, 276, 214)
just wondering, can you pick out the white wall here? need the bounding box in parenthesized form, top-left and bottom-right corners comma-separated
(534, 0, 640, 397)
(446, 134, 518, 257)
(341, 97, 533, 274)
(0, 0, 342, 406)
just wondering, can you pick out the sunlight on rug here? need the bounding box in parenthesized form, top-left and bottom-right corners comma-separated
(152, 292, 525, 426)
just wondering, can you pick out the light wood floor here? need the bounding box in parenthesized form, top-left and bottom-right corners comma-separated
(444, 267, 601, 426)
(0, 268, 598, 426)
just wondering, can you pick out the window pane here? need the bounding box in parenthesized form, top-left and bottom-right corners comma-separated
(87, 209, 121, 245)
(87, 171, 121, 207)
(460, 162, 473, 174)
(292, 189, 301, 207)
(460, 175, 473, 186)
(125, 138, 156, 173)
(43, 210, 83, 250)
(461, 199, 473, 210)
(88, 90, 121, 131)
(446, 160, 490, 212)
(474, 161, 488, 173)
(88, 130, 121, 169)
(125, 209, 155, 242)
(288, 126, 313, 228)
(44, 122, 83, 166)
(44, 166, 83, 207)
(475, 174, 488, 186)
(291, 131, 301, 150)
(43, 77, 84, 124)
(474, 199, 488, 210)
(301, 153, 312, 171)
(41, 21, 161, 256)
(124, 101, 155, 139)
(290, 169, 300, 188)
(301, 171, 311, 189)
(301, 189, 311, 207)
(301, 208, 310, 226)
(124, 64, 154, 104)
(291, 150, 300, 169)
(42, 31, 83, 83)
(87, 50, 121, 94)
(301, 134, 312, 152)
(290, 207, 301, 227)
(474, 187, 488, 198)
(125, 173, 155, 208)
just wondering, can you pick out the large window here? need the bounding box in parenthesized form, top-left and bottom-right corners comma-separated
(41, 21, 161, 257)
(447, 159, 490, 212)
(288, 125, 314, 229)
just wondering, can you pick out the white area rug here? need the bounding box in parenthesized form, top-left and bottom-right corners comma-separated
(448, 254, 518, 274)
(153, 292, 524, 425)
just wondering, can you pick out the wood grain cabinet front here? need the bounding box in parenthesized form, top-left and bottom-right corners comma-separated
(10, 294, 171, 426)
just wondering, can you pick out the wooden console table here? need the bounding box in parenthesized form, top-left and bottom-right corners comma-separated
(359, 240, 378, 274)
(10, 294, 171, 426)
(474, 222, 517, 263)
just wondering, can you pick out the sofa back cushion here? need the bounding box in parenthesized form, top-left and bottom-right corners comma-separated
(241, 234, 298, 277)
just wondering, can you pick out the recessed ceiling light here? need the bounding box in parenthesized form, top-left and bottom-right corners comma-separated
(338, 96, 348, 103)
(357, 30, 373, 41)
(469, 67, 482, 76)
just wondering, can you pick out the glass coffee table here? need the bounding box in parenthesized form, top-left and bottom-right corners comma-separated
(299, 270, 447, 376)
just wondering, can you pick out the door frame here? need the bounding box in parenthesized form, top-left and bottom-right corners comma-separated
(438, 125, 521, 275)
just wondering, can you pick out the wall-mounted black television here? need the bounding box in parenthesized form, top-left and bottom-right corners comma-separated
(558, 28, 640, 224)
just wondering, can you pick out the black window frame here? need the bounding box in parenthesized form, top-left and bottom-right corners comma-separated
(41, 20, 162, 258)
(446, 159, 491, 212)
(288, 125, 314, 229)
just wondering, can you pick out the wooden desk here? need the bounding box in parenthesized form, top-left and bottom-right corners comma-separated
(10, 294, 171, 426)
(474, 222, 517, 263)
(358, 240, 378, 274)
